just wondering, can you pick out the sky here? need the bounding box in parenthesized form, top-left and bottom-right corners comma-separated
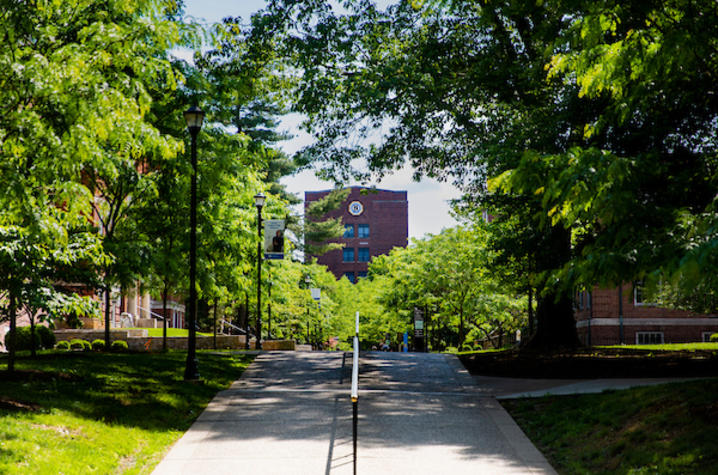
(181, 0, 461, 240)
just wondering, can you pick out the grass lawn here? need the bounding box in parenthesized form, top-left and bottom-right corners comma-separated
(599, 342, 718, 352)
(124, 327, 213, 337)
(502, 379, 718, 474)
(0, 350, 253, 474)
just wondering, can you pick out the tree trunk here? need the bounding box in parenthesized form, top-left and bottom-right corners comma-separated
(522, 225, 580, 351)
(528, 286, 534, 335)
(8, 292, 17, 373)
(30, 314, 36, 357)
(104, 286, 111, 348)
(162, 286, 168, 352)
(213, 304, 217, 350)
(523, 292, 580, 350)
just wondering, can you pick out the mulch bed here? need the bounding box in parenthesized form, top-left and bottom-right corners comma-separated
(459, 349, 718, 379)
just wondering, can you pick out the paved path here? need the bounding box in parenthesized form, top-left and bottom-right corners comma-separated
(153, 351, 555, 474)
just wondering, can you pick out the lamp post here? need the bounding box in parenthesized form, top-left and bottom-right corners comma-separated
(267, 280, 272, 340)
(254, 193, 266, 349)
(183, 105, 204, 381)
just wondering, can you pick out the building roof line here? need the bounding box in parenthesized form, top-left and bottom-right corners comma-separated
(305, 186, 407, 195)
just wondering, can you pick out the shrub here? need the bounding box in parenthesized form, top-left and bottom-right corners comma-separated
(55, 340, 70, 350)
(4, 325, 56, 352)
(711, 333, 718, 342)
(37, 326, 56, 349)
(91, 339, 106, 351)
(69, 339, 89, 350)
(110, 340, 129, 352)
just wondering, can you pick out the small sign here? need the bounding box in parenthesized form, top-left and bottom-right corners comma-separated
(310, 288, 321, 301)
(264, 219, 285, 260)
(413, 307, 424, 338)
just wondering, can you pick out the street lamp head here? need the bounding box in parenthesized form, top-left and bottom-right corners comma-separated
(254, 193, 266, 209)
(184, 106, 205, 134)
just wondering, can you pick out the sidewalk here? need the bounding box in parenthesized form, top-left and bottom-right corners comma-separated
(152, 351, 556, 474)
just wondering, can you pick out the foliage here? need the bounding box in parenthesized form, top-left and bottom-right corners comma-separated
(503, 379, 718, 474)
(110, 340, 129, 352)
(55, 341, 70, 350)
(3, 326, 55, 353)
(0, 351, 253, 474)
(711, 334, 718, 343)
(91, 340, 106, 351)
(257, 0, 718, 348)
(69, 340, 90, 351)
(366, 224, 526, 350)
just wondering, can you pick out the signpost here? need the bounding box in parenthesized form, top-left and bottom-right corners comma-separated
(413, 307, 425, 352)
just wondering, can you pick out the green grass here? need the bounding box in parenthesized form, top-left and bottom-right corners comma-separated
(502, 379, 718, 474)
(0, 350, 253, 474)
(450, 348, 507, 356)
(124, 327, 212, 337)
(599, 342, 718, 351)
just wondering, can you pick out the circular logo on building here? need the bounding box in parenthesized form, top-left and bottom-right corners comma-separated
(348, 200, 364, 216)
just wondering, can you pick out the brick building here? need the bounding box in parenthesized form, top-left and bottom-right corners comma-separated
(305, 187, 408, 282)
(575, 284, 718, 345)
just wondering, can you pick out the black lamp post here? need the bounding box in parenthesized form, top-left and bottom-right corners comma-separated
(267, 280, 272, 340)
(183, 105, 204, 381)
(254, 193, 265, 349)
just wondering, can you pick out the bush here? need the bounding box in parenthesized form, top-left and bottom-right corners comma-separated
(37, 326, 56, 349)
(69, 339, 91, 351)
(55, 340, 70, 350)
(4, 325, 56, 352)
(711, 333, 718, 342)
(91, 339, 106, 351)
(110, 340, 129, 352)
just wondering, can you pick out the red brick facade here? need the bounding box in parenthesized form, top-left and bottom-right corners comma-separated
(305, 187, 408, 281)
(574, 285, 718, 345)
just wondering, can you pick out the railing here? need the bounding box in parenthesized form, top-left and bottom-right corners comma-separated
(351, 311, 359, 475)
(137, 306, 166, 321)
(219, 319, 248, 334)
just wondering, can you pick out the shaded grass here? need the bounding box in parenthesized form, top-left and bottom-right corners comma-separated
(0, 350, 253, 474)
(502, 379, 718, 474)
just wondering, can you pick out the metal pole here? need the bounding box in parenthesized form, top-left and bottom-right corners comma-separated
(244, 291, 250, 350)
(352, 399, 358, 475)
(267, 280, 272, 340)
(184, 127, 200, 381)
(351, 311, 359, 475)
(618, 284, 624, 344)
(256, 205, 263, 350)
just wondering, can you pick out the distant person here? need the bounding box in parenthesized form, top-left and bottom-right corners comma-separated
(272, 230, 284, 252)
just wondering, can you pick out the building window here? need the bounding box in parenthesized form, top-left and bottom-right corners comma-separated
(575, 291, 592, 311)
(344, 272, 355, 283)
(358, 224, 370, 238)
(343, 248, 355, 262)
(633, 281, 657, 306)
(358, 247, 370, 262)
(357, 271, 368, 279)
(702, 332, 716, 342)
(343, 224, 355, 238)
(636, 332, 664, 345)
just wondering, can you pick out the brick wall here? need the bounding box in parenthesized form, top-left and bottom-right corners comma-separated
(575, 285, 718, 345)
(305, 187, 408, 280)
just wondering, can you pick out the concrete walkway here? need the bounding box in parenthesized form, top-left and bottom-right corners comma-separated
(152, 351, 556, 474)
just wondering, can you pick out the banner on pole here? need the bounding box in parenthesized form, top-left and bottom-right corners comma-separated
(263, 219, 285, 260)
